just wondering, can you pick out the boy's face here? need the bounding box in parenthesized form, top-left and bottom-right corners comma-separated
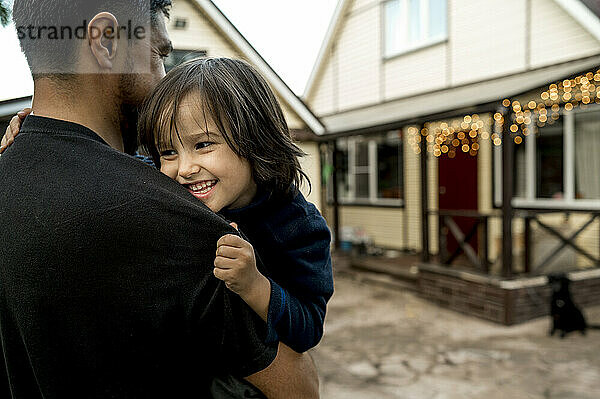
(158, 96, 257, 212)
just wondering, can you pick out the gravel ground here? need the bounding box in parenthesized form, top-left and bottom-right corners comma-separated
(311, 274, 600, 399)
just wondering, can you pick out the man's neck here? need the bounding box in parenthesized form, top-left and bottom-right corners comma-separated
(31, 78, 125, 152)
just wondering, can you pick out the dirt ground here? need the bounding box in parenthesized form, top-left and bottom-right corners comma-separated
(311, 274, 600, 399)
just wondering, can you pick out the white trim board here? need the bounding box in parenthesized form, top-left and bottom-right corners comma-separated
(553, 0, 600, 42)
(193, 0, 325, 135)
(303, 0, 351, 99)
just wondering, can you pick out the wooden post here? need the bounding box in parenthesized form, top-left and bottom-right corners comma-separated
(331, 140, 341, 250)
(439, 214, 447, 264)
(482, 216, 490, 274)
(501, 109, 514, 278)
(420, 124, 430, 263)
(524, 215, 532, 274)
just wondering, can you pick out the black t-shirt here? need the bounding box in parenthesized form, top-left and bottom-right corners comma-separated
(0, 116, 277, 398)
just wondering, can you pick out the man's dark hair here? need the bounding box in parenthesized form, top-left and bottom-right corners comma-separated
(138, 57, 311, 198)
(12, 0, 172, 78)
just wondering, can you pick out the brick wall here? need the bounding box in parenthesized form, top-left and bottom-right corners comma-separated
(418, 264, 600, 325)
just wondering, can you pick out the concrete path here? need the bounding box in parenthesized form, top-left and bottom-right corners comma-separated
(312, 274, 600, 399)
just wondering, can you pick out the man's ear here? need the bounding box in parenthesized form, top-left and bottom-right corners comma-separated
(88, 12, 119, 70)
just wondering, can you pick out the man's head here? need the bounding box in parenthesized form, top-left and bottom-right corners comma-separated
(13, 0, 173, 151)
(13, 0, 172, 80)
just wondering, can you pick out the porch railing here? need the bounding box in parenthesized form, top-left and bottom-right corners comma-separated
(427, 209, 600, 277)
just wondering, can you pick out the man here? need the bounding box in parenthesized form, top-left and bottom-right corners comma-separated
(0, 1, 319, 398)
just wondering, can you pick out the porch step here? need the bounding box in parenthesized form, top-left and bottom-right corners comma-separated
(336, 268, 419, 292)
(349, 256, 420, 283)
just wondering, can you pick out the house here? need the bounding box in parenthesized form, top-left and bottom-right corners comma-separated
(1, 0, 326, 209)
(303, 0, 600, 323)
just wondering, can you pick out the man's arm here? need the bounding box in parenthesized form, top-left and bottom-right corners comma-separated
(245, 342, 319, 399)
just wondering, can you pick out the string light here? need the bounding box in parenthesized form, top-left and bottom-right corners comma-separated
(404, 67, 600, 154)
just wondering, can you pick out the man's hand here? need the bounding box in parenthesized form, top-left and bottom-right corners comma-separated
(0, 108, 31, 154)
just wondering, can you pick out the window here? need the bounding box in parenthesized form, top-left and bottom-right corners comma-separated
(495, 106, 600, 209)
(384, 0, 447, 57)
(575, 110, 600, 200)
(329, 132, 404, 205)
(536, 122, 564, 199)
(174, 18, 188, 29)
(164, 49, 208, 72)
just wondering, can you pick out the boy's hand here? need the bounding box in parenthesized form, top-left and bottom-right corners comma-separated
(0, 108, 31, 154)
(214, 226, 264, 297)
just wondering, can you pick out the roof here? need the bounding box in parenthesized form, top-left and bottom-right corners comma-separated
(304, 0, 600, 101)
(192, 0, 325, 135)
(0, 96, 32, 119)
(319, 54, 600, 134)
(581, 0, 600, 18)
(0, 1, 326, 135)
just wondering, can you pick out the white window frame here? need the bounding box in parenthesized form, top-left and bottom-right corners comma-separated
(384, 0, 448, 59)
(331, 135, 404, 206)
(494, 105, 600, 210)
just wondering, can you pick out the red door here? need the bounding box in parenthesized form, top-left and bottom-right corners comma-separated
(438, 150, 478, 260)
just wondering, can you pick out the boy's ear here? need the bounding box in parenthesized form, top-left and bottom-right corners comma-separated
(88, 12, 119, 70)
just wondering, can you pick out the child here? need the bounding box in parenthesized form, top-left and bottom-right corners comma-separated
(0, 57, 333, 362)
(137, 57, 333, 356)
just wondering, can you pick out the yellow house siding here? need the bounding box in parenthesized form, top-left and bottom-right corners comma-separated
(169, 1, 309, 140)
(450, 0, 526, 85)
(169, 1, 242, 58)
(530, 0, 600, 68)
(340, 206, 404, 249)
(336, 5, 381, 111)
(296, 142, 323, 212)
(307, 50, 337, 116)
(280, 101, 305, 130)
(383, 43, 447, 101)
(350, 0, 379, 13)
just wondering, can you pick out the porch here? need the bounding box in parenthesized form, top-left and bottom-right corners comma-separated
(324, 66, 600, 325)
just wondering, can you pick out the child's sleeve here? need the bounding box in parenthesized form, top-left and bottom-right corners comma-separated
(263, 212, 334, 353)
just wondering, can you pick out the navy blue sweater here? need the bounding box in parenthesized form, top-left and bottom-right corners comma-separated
(219, 188, 334, 353)
(134, 155, 334, 352)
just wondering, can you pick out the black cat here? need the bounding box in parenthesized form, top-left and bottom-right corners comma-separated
(548, 274, 587, 338)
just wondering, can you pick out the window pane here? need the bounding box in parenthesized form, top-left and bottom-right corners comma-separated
(513, 141, 527, 198)
(409, 0, 421, 43)
(377, 132, 403, 199)
(356, 141, 369, 167)
(356, 173, 370, 199)
(164, 49, 207, 72)
(574, 110, 600, 199)
(536, 122, 564, 199)
(428, 0, 447, 39)
(384, 0, 405, 55)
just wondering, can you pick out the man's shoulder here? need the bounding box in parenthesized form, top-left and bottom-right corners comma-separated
(0, 117, 230, 241)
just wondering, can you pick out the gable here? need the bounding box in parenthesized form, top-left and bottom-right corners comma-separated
(167, 0, 315, 132)
(531, 0, 600, 68)
(306, 0, 600, 121)
(169, 0, 241, 58)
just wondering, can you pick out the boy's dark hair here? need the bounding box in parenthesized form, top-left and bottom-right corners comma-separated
(12, 0, 172, 79)
(138, 57, 310, 198)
